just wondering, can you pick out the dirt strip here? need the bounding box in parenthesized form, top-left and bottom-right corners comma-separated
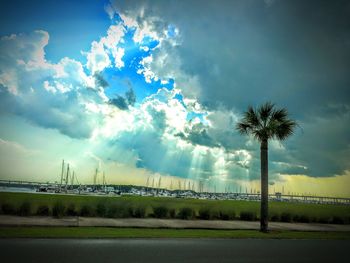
(1, 215, 350, 231)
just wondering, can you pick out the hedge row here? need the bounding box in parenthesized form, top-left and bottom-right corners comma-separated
(269, 212, 348, 224)
(0, 202, 349, 224)
(0, 202, 145, 219)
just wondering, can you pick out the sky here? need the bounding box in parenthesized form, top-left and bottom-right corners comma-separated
(0, 0, 349, 197)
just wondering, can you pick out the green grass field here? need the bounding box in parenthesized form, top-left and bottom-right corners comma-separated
(1, 192, 349, 222)
(0, 227, 349, 239)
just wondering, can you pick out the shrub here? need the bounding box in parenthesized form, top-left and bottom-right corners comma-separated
(219, 210, 235, 221)
(292, 215, 300, 222)
(209, 210, 220, 220)
(36, 205, 50, 216)
(134, 206, 146, 218)
(105, 203, 132, 218)
(96, 202, 107, 217)
(107, 204, 119, 218)
(317, 217, 330, 224)
(178, 207, 195, 220)
(125, 207, 134, 218)
(298, 215, 311, 223)
(169, 208, 176, 218)
(198, 208, 211, 220)
(117, 205, 133, 218)
(198, 208, 224, 220)
(153, 206, 168, 218)
(1, 203, 16, 215)
(80, 204, 94, 217)
(52, 202, 65, 218)
(331, 216, 345, 224)
(270, 214, 280, 222)
(310, 217, 318, 223)
(18, 202, 31, 216)
(280, 212, 292, 222)
(240, 211, 256, 221)
(66, 204, 77, 216)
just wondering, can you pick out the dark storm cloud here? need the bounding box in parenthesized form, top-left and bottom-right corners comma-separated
(94, 72, 109, 88)
(112, 0, 350, 115)
(112, 0, 350, 177)
(125, 88, 136, 106)
(176, 123, 220, 148)
(109, 88, 137, 110)
(284, 107, 350, 177)
(110, 96, 129, 110)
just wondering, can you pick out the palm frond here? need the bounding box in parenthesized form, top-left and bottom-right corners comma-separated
(270, 108, 288, 123)
(236, 122, 252, 135)
(244, 106, 260, 127)
(274, 119, 297, 141)
(252, 128, 268, 142)
(236, 102, 297, 143)
(258, 102, 274, 125)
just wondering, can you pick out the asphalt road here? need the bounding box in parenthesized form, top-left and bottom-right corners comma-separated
(0, 238, 349, 263)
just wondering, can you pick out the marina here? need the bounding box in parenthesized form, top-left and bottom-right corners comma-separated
(1, 179, 349, 206)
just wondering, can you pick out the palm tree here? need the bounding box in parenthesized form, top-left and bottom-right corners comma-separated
(236, 102, 297, 232)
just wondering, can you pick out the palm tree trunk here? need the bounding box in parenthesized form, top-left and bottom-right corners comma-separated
(260, 139, 268, 232)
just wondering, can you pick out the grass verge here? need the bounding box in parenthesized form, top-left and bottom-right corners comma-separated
(0, 227, 349, 239)
(1, 192, 350, 224)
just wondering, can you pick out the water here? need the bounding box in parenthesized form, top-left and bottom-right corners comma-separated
(0, 186, 36, 193)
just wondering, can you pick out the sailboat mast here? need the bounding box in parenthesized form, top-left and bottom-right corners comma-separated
(103, 171, 106, 192)
(60, 159, 65, 191)
(65, 163, 70, 192)
(94, 168, 98, 190)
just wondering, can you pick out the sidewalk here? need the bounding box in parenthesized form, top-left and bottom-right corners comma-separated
(1, 215, 350, 232)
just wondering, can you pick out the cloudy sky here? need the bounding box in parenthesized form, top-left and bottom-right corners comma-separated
(0, 0, 349, 196)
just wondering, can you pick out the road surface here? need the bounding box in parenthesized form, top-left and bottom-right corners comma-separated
(0, 238, 348, 263)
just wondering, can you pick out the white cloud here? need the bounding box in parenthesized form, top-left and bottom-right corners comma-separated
(119, 10, 162, 44)
(137, 55, 156, 83)
(0, 30, 105, 138)
(0, 30, 52, 95)
(43, 80, 56, 93)
(85, 23, 126, 73)
(101, 24, 126, 68)
(112, 4, 201, 99)
(119, 13, 138, 29)
(86, 40, 111, 73)
(138, 39, 201, 99)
